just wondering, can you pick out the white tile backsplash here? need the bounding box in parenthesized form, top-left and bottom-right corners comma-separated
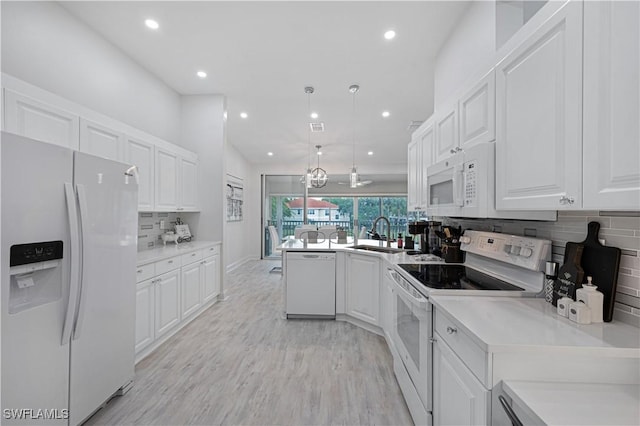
(442, 211, 640, 327)
(137, 212, 180, 250)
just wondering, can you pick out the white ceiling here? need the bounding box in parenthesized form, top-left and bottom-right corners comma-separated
(60, 1, 469, 173)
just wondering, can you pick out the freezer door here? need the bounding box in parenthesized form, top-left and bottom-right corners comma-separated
(69, 152, 138, 425)
(1, 132, 72, 425)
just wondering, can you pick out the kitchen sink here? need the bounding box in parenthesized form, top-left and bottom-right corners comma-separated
(348, 245, 404, 254)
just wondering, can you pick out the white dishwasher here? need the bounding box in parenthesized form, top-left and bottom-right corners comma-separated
(286, 251, 336, 319)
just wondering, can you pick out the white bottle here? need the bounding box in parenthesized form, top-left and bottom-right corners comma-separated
(576, 276, 604, 323)
(569, 301, 591, 324)
(557, 297, 573, 317)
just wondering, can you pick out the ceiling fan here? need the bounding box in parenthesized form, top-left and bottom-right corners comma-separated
(337, 178, 372, 187)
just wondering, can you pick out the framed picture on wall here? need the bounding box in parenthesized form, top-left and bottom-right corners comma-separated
(226, 174, 243, 222)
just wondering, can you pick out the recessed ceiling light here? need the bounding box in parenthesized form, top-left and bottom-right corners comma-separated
(145, 19, 159, 30)
(368, 151, 374, 156)
(240, 112, 248, 119)
(196, 71, 207, 78)
(310, 112, 318, 119)
(267, 152, 273, 156)
(382, 111, 390, 118)
(384, 30, 396, 40)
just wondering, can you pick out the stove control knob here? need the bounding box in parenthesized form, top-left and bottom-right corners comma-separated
(520, 247, 533, 258)
(510, 246, 521, 255)
(460, 236, 471, 244)
(504, 244, 512, 254)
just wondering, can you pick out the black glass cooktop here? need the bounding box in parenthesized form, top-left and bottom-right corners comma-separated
(397, 264, 524, 291)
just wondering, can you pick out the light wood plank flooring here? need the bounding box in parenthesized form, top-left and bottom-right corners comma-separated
(86, 260, 413, 425)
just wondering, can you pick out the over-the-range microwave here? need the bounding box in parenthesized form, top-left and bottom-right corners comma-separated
(425, 142, 556, 220)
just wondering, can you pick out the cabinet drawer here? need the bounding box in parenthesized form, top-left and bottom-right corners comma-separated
(155, 255, 181, 275)
(181, 250, 203, 266)
(204, 245, 220, 256)
(136, 263, 155, 283)
(435, 309, 488, 387)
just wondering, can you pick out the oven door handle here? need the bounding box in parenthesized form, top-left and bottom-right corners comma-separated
(388, 268, 428, 310)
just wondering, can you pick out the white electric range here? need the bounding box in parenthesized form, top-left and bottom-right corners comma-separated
(386, 230, 552, 425)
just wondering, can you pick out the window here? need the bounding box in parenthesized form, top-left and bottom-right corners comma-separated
(309, 209, 315, 214)
(325, 209, 330, 215)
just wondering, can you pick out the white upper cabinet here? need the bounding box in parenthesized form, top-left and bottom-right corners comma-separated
(434, 103, 459, 163)
(459, 70, 496, 149)
(79, 118, 124, 162)
(582, 1, 640, 210)
(155, 147, 180, 211)
(125, 136, 155, 211)
(495, 0, 583, 210)
(407, 138, 421, 212)
(408, 119, 434, 212)
(179, 155, 199, 211)
(420, 124, 435, 206)
(3, 89, 79, 150)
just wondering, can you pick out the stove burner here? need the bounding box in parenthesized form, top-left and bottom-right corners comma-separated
(397, 264, 524, 291)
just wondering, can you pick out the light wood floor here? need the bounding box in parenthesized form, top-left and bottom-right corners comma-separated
(86, 260, 413, 426)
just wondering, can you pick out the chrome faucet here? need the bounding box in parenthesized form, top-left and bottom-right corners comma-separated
(370, 216, 391, 247)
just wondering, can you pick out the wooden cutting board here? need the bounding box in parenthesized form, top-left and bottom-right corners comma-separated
(564, 222, 621, 322)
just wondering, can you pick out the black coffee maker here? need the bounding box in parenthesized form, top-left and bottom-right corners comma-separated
(408, 221, 442, 255)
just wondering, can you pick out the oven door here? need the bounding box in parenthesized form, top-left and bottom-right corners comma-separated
(389, 268, 432, 413)
(426, 155, 464, 217)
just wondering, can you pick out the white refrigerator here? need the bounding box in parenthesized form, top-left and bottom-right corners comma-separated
(1, 132, 138, 425)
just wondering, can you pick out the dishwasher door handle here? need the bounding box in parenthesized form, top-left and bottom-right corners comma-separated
(302, 254, 320, 259)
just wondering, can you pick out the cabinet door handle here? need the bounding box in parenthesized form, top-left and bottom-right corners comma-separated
(168, 260, 173, 264)
(428, 337, 437, 343)
(446, 326, 457, 334)
(498, 395, 523, 426)
(137, 269, 143, 273)
(559, 195, 575, 205)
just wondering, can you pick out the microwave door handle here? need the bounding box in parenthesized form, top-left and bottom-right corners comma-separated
(453, 165, 464, 207)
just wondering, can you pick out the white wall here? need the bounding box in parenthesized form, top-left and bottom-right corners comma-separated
(433, 0, 496, 108)
(179, 95, 225, 243)
(1, 1, 182, 142)
(224, 143, 256, 270)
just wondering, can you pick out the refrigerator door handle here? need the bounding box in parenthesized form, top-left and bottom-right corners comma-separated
(72, 183, 89, 340)
(62, 182, 81, 345)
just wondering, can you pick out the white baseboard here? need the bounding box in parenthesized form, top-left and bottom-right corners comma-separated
(225, 256, 258, 273)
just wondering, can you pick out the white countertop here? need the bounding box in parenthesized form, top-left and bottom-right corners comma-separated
(278, 238, 440, 264)
(430, 296, 640, 357)
(502, 380, 640, 425)
(137, 240, 221, 265)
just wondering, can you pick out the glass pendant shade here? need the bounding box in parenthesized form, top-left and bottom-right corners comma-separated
(350, 167, 358, 188)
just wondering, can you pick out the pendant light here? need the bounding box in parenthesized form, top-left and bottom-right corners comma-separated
(349, 84, 360, 188)
(310, 145, 328, 188)
(304, 86, 314, 189)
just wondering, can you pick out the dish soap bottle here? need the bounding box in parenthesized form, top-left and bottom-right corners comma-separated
(576, 276, 604, 323)
(397, 233, 403, 249)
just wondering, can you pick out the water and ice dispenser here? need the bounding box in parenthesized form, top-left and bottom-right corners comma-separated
(9, 241, 63, 314)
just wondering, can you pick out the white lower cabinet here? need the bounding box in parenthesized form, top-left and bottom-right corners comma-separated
(181, 261, 202, 319)
(135, 244, 221, 361)
(134, 278, 155, 354)
(202, 254, 220, 303)
(345, 253, 380, 326)
(433, 334, 489, 426)
(154, 269, 181, 339)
